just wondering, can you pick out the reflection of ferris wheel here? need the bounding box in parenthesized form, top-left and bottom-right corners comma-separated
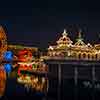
(0, 26, 7, 60)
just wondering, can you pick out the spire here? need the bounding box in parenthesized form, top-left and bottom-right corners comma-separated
(62, 29, 68, 36)
(75, 29, 86, 46)
(78, 29, 82, 39)
(77, 29, 83, 41)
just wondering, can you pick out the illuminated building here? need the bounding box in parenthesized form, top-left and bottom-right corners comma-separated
(18, 49, 33, 62)
(7, 44, 38, 56)
(0, 26, 7, 60)
(47, 29, 100, 60)
(17, 49, 48, 76)
(44, 29, 100, 99)
(6, 45, 38, 62)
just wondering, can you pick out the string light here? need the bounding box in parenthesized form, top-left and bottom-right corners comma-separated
(47, 29, 100, 60)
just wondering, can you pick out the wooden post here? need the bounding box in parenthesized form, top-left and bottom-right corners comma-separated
(58, 64, 61, 100)
(92, 65, 95, 100)
(75, 66, 78, 86)
(74, 66, 78, 100)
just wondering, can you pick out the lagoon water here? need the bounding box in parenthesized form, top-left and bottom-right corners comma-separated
(1, 64, 100, 100)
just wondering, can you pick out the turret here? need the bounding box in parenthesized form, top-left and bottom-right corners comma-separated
(74, 29, 86, 46)
(56, 29, 73, 47)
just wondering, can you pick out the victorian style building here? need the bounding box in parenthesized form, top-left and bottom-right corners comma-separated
(47, 29, 100, 60)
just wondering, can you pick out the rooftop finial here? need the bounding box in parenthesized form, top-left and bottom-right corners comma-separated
(62, 29, 67, 36)
(76, 29, 83, 42)
(64, 29, 66, 33)
(78, 29, 82, 38)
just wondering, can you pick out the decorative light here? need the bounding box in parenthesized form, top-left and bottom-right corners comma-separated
(68, 52, 71, 56)
(42, 77, 45, 83)
(18, 49, 33, 62)
(48, 46, 54, 50)
(3, 51, 13, 61)
(62, 29, 67, 37)
(67, 43, 72, 47)
(98, 50, 100, 53)
(34, 77, 38, 83)
(4, 64, 12, 73)
(32, 64, 37, 69)
(18, 62, 35, 66)
(87, 43, 90, 46)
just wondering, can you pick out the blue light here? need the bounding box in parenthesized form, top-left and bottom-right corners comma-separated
(4, 51, 13, 61)
(4, 64, 12, 73)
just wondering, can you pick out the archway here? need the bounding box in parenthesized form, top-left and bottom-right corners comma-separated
(82, 53, 86, 59)
(88, 53, 92, 60)
(95, 54, 98, 60)
(78, 53, 81, 59)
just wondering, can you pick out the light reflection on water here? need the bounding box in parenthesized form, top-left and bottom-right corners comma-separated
(0, 63, 48, 98)
(0, 66, 6, 97)
(1, 63, 100, 100)
(17, 74, 48, 93)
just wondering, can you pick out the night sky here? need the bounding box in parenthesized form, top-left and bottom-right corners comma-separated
(0, 0, 100, 48)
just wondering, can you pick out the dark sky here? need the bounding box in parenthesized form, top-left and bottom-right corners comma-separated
(0, 0, 100, 48)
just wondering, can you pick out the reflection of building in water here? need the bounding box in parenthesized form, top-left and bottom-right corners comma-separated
(17, 74, 48, 93)
(0, 67, 6, 97)
(0, 26, 7, 60)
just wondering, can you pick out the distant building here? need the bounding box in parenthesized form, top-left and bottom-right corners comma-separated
(7, 44, 38, 55)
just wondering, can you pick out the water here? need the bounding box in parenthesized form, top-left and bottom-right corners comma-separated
(3, 78, 100, 100)
(1, 64, 100, 100)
